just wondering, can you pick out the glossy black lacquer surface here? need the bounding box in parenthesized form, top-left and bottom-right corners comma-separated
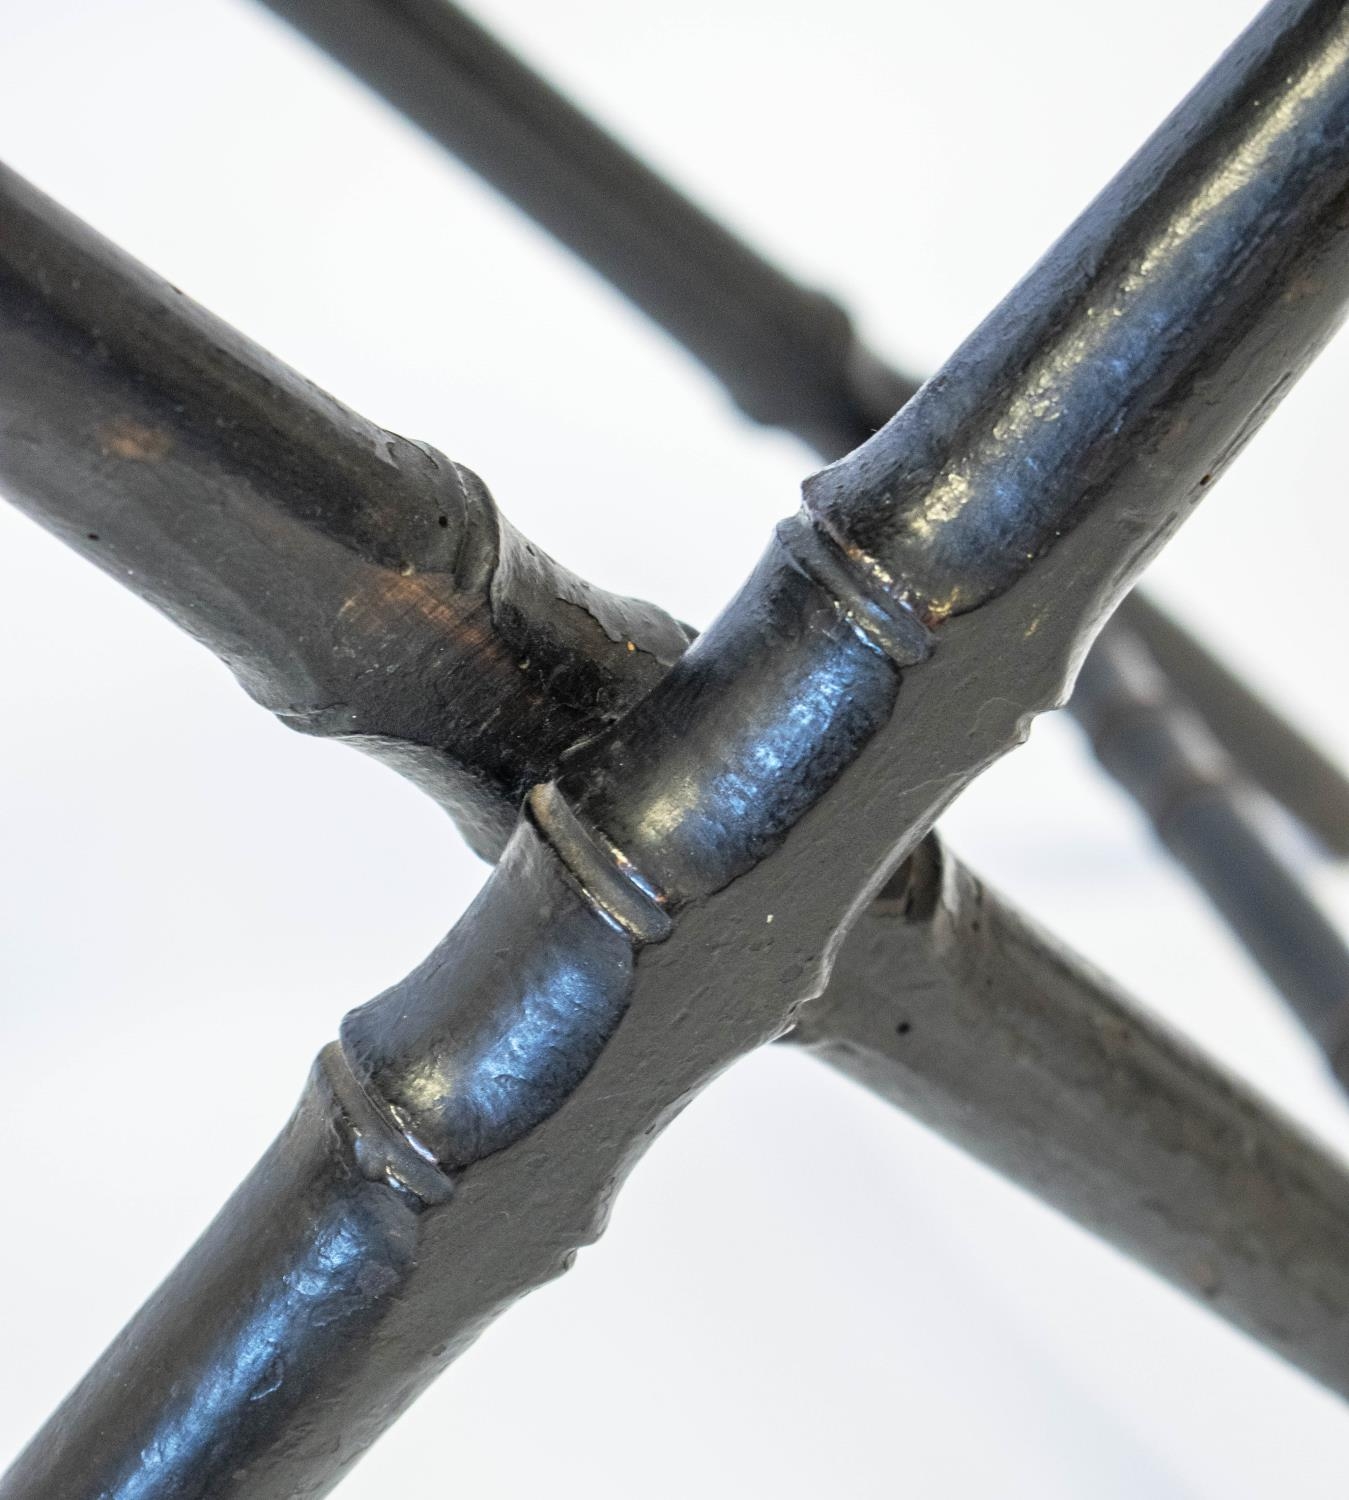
(5, 2, 1349, 1495)
(260, 0, 1349, 1041)
(0, 162, 688, 859)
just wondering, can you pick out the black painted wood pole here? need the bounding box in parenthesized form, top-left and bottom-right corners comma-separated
(5, 3, 1349, 1495)
(0, 161, 689, 859)
(258, 0, 1349, 1032)
(1073, 626, 1349, 1077)
(1118, 589, 1349, 855)
(790, 836, 1349, 1372)
(3, 132, 1347, 1465)
(258, 0, 918, 457)
(2, 144, 1345, 1413)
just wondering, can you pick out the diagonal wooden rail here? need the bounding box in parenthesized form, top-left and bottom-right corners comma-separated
(1073, 622, 1349, 1075)
(258, 0, 1349, 1065)
(3, 146, 1346, 1427)
(253, 0, 1349, 841)
(3, 0, 1349, 1495)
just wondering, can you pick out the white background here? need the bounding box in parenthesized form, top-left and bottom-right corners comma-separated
(2, 1, 1348, 1496)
